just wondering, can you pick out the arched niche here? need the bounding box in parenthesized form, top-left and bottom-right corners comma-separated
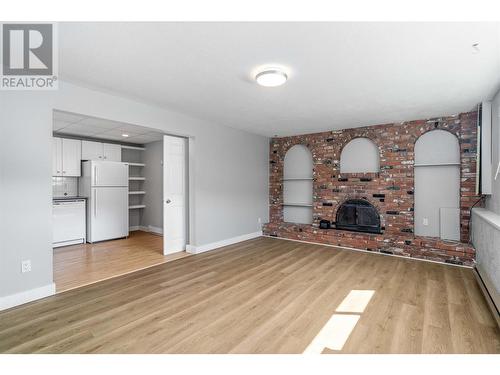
(414, 130, 460, 240)
(340, 138, 380, 173)
(283, 145, 313, 224)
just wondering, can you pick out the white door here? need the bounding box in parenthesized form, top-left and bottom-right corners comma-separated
(82, 140, 104, 160)
(163, 135, 187, 255)
(103, 143, 122, 161)
(52, 137, 62, 176)
(61, 138, 82, 176)
(90, 187, 128, 242)
(91, 161, 128, 187)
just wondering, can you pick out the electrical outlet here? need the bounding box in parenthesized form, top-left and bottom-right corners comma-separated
(21, 260, 31, 273)
(423, 218, 429, 226)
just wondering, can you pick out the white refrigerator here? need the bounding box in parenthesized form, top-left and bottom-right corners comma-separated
(80, 160, 129, 243)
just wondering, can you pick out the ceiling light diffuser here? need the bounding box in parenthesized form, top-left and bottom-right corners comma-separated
(122, 133, 129, 137)
(255, 69, 288, 87)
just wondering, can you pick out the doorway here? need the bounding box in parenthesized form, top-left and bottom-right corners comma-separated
(51, 110, 191, 292)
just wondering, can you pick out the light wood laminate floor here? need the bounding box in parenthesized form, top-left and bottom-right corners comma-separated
(54, 231, 190, 292)
(2, 237, 499, 353)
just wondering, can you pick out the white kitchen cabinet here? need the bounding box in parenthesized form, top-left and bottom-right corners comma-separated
(82, 140, 122, 161)
(82, 140, 104, 161)
(61, 138, 81, 176)
(52, 137, 82, 177)
(103, 143, 122, 161)
(53, 137, 63, 176)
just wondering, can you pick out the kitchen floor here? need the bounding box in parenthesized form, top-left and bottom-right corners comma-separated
(54, 231, 190, 292)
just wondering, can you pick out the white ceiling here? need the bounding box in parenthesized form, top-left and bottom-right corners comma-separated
(59, 22, 500, 137)
(53, 110, 165, 144)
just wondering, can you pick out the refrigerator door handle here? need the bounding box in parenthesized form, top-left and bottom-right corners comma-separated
(94, 190, 97, 217)
(94, 165, 98, 185)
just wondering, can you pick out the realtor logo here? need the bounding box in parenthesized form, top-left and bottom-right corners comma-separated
(1, 23, 58, 90)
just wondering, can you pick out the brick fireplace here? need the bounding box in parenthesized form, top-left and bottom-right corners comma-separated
(263, 110, 480, 266)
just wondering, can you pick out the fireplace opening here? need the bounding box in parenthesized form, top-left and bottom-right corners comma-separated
(335, 199, 381, 234)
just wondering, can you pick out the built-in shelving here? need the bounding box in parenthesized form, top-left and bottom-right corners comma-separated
(129, 204, 146, 209)
(282, 203, 313, 207)
(122, 145, 146, 223)
(414, 162, 460, 167)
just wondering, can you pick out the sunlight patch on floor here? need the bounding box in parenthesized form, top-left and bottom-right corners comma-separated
(335, 290, 375, 313)
(303, 289, 375, 354)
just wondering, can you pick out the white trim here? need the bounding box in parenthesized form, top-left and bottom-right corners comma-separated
(186, 231, 262, 254)
(52, 238, 85, 248)
(0, 283, 56, 311)
(263, 235, 472, 269)
(129, 225, 163, 235)
(148, 225, 163, 235)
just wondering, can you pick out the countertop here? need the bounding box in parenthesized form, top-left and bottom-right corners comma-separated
(53, 196, 88, 201)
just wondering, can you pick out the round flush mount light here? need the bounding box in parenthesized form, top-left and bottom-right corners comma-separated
(122, 133, 129, 137)
(255, 68, 288, 87)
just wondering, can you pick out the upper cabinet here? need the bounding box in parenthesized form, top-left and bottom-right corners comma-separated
(81, 140, 102, 161)
(82, 140, 121, 162)
(53, 138, 82, 177)
(103, 143, 122, 161)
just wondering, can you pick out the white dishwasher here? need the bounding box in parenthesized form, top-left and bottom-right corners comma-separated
(53, 199, 86, 248)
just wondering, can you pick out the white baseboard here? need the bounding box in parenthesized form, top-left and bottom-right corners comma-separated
(0, 283, 56, 312)
(129, 225, 163, 235)
(186, 231, 262, 255)
(148, 225, 163, 235)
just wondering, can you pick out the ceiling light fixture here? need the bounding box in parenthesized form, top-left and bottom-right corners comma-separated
(255, 68, 288, 87)
(122, 133, 129, 137)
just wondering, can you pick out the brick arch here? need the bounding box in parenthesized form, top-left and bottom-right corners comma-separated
(410, 122, 461, 146)
(337, 134, 381, 158)
(280, 139, 317, 161)
(335, 135, 382, 175)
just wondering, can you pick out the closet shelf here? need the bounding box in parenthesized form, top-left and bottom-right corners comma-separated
(282, 178, 313, 181)
(129, 191, 146, 195)
(129, 205, 146, 209)
(129, 177, 146, 181)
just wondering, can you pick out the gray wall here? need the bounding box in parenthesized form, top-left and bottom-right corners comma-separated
(472, 90, 500, 294)
(486, 91, 500, 215)
(0, 81, 269, 301)
(142, 140, 163, 230)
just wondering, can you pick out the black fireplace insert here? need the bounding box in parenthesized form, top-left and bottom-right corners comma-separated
(335, 199, 381, 234)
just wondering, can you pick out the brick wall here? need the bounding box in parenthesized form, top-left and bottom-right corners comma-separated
(263, 110, 480, 266)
